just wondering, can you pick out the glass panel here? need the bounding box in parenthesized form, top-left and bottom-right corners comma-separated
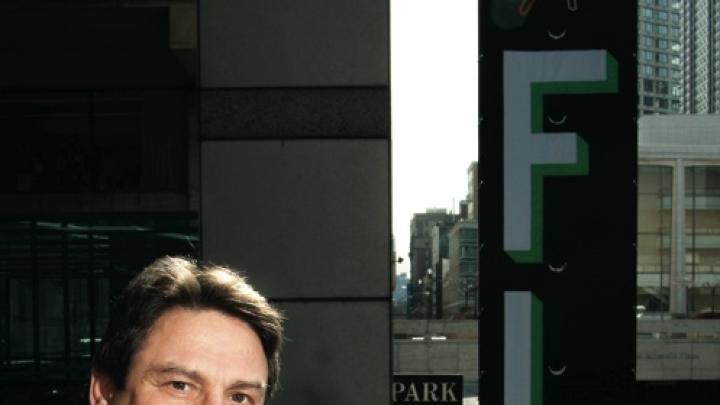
(0, 1, 200, 400)
(0, 278, 7, 366)
(9, 279, 33, 364)
(38, 279, 64, 362)
(94, 278, 111, 345)
(0, 90, 189, 193)
(0, 215, 199, 382)
(68, 279, 89, 361)
(638, 166, 673, 314)
(686, 167, 720, 316)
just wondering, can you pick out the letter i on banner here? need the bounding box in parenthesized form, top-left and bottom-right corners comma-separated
(505, 291, 543, 405)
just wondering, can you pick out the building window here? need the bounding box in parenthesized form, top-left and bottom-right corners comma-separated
(685, 167, 720, 315)
(0, 216, 199, 378)
(637, 165, 672, 313)
(657, 81, 669, 94)
(644, 79, 655, 92)
(644, 96, 654, 106)
(0, 91, 189, 194)
(461, 246, 477, 258)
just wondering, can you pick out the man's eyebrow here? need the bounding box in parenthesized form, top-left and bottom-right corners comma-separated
(227, 380, 268, 391)
(147, 363, 267, 391)
(147, 363, 207, 383)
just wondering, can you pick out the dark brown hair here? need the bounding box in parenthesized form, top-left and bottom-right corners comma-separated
(92, 256, 284, 398)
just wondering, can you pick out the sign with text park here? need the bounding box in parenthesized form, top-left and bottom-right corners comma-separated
(392, 375, 463, 405)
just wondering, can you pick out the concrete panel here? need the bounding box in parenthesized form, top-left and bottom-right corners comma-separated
(202, 140, 390, 299)
(636, 319, 720, 380)
(200, 0, 389, 87)
(272, 300, 391, 404)
(394, 339, 479, 377)
(637, 340, 720, 380)
(200, 88, 390, 139)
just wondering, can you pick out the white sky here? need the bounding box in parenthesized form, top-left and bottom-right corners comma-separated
(391, 0, 478, 276)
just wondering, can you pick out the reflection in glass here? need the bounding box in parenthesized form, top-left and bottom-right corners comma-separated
(39, 279, 64, 361)
(685, 167, 720, 316)
(0, 216, 198, 381)
(638, 165, 673, 313)
(637, 131, 720, 380)
(68, 279, 89, 361)
(9, 279, 33, 364)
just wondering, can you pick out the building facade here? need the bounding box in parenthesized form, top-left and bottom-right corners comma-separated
(638, 115, 720, 317)
(637, 115, 720, 381)
(680, 0, 720, 113)
(466, 161, 479, 221)
(442, 220, 478, 318)
(638, 0, 683, 115)
(407, 209, 457, 318)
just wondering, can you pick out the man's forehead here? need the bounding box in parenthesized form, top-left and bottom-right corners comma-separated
(131, 308, 269, 381)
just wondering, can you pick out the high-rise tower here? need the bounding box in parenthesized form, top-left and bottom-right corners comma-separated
(680, 0, 720, 113)
(638, 0, 683, 115)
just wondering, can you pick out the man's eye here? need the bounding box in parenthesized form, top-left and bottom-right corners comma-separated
(170, 381, 190, 391)
(231, 393, 251, 403)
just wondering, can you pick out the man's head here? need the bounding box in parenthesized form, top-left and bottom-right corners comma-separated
(90, 256, 283, 404)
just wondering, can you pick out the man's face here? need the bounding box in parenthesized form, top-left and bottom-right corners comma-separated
(90, 308, 269, 405)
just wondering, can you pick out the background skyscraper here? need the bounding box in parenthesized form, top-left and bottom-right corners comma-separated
(638, 0, 683, 115)
(680, 0, 720, 113)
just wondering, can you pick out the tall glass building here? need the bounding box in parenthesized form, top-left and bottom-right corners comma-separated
(638, 0, 682, 115)
(680, 0, 720, 113)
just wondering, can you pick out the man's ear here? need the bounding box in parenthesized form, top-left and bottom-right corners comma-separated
(89, 369, 115, 405)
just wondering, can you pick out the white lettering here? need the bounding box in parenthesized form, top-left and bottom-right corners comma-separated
(405, 383, 420, 402)
(441, 382, 457, 401)
(392, 382, 405, 402)
(422, 382, 439, 401)
(503, 50, 611, 262)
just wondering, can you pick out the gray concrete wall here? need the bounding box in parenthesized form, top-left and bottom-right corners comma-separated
(637, 320, 720, 380)
(200, 0, 388, 87)
(199, 1, 390, 403)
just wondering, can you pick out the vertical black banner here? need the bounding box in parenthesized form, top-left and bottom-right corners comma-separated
(479, 1, 637, 404)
